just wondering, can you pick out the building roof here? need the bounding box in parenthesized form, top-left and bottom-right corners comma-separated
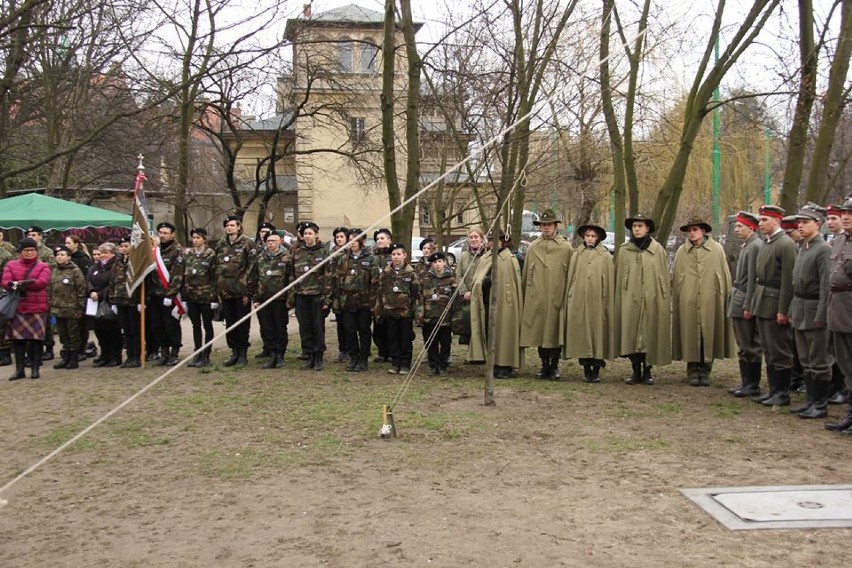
(238, 113, 294, 132)
(284, 3, 422, 39)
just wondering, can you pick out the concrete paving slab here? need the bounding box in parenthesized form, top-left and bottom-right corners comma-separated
(681, 484, 852, 531)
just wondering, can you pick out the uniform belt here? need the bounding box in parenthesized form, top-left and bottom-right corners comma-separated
(831, 285, 852, 293)
(794, 292, 820, 300)
(756, 279, 780, 289)
(733, 284, 746, 292)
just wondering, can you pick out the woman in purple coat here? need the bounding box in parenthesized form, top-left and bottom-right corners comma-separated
(2, 238, 51, 380)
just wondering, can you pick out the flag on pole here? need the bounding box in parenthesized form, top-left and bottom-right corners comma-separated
(127, 155, 156, 295)
(154, 245, 186, 319)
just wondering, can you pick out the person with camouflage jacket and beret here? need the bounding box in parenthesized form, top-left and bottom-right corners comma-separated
(290, 222, 331, 371)
(376, 243, 419, 374)
(184, 228, 217, 368)
(249, 232, 292, 369)
(417, 251, 458, 376)
(0, 240, 14, 366)
(111, 237, 142, 368)
(49, 246, 86, 370)
(146, 222, 184, 367)
(335, 229, 379, 372)
(215, 215, 257, 367)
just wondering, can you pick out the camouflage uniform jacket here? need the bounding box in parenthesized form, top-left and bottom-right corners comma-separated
(147, 239, 184, 298)
(416, 258, 432, 282)
(38, 243, 56, 266)
(376, 262, 419, 320)
(374, 247, 392, 273)
(183, 246, 217, 303)
(49, 261, 86, 318)
(110, 254, 140, 306)
(214, 233, 256, 300)
(0, 245, 13, 274)
(416, 267, 458, 327)
(291, 241, 331, 302)
(335, 248, 379, 310)
(249, 247, 292, 303)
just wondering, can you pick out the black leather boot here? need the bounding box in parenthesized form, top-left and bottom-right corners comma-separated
(734, 361, 762, 397)
(261, 351, 279, 369)
(799, 378, 830, 419)
(826, 404, 852, 431)
(535, 348, 551, 380)
(302, 352, 315, 369)
(625, 355, 642, 385)
(550, 350, 561, 380)
(581, 360, 593, 383)
(0, 348, 11, 366)
(29, 342, 42, 379)
(588, 361, 602, 383)
(223, 349, 239, 366)
(687, 362, 701, 386)
(641, 359, 654, 385)
(790, 375, 814, 413)
(313, 352, 324, 372)
(65, 350, 79, 369)
(762, 367, 791, 406)
(53, 350, 69, 369)
(752, 365, 775, 403)
(235, 348, 248, 367)
(8, 342, 26, 380)
(165, 347, 180, 366)
(346, 353, 359, 372)
(40, 346, 54, 361)
(828, 363, 848, 404)
(729, 360, 748, 394)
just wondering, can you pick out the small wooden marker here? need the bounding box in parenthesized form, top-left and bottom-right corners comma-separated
(379, 405, 396, 438)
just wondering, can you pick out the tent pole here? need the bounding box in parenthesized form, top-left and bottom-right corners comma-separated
(140, 281, 146, 368)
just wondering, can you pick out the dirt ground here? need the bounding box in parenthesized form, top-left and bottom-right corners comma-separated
(1, 318, 849, 567)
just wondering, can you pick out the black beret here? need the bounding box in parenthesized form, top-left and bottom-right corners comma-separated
(118, 235, 131, 244)
(390, 242, 407, 252)
(332, 226, 349, 237)
(223, 214, 242, 226)
(419, 237, 436, 251)
(299, 222, 319, 235)
(156, 222, 176, 232)
(190, 227, 208, 238)
(373, 228, 392, 240)
(347, 228, 365, 240)
(53, 245, 71, 256)
(26, 226, 44, 234)
(427, 251, 447, 263)
(259, 222, 276, 231)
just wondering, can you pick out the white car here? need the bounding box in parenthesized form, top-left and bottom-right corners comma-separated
(411, 236, 463, 265)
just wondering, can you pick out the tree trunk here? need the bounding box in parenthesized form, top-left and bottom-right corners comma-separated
(600, 0, 626, 253)
(805, 0, 852, 204)
(778, 0, 817, 212)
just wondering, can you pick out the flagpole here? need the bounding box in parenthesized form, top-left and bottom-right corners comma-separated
(140, 281, 146, 368)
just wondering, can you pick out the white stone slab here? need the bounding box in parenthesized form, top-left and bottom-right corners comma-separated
(681, 484, 852, 531)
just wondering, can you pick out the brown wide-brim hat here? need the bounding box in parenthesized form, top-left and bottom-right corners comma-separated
(533, 209, 561, 225)
(624, 214, 655, 234)
(576, 224, 607, 242)
(679, 217, 712, 233)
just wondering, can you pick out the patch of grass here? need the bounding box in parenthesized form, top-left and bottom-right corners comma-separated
(34, 422, 97, 452)
(711, 401, 742, 419)
(402, 410, 487, 440)
(106, 418, 171, 448)
(583, 435, 672, 453)
(199, 436, 353, 478)
(721, 434, 745, 444)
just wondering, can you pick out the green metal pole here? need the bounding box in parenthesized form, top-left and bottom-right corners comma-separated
(764, 126, 771, 205)
(711, 39, 721, 229)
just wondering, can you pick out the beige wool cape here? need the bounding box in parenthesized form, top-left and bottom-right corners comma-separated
(614, 238, 672, 366)
(563, 243, 615, 360)
(520, 235, 573, 349)
(468, 248, 523, 367)
(671, 237, 736, 361)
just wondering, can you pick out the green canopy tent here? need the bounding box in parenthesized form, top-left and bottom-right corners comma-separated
(0, 193, 131, 230)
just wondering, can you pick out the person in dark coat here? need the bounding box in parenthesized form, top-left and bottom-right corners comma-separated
(86, 243, 123, 367)
(824, 195, 852, 433)
(111, 237, 142, 368)
(2, 238, 51, 379)
(371, 228, 394, 363)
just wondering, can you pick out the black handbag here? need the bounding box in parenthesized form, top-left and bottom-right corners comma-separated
(95, 300, 118, 321)
(0, 263, 37, 322)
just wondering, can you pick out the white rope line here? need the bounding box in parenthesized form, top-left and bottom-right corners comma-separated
(0, 24, 650, 503)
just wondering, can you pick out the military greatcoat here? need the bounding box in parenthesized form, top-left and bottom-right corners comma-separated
(519, 235, 572, 349)
(468, 248, 523, 367)
(671, 237, 736, 362)
(614, 238, 672, 366)
(563, 243, 615, 360)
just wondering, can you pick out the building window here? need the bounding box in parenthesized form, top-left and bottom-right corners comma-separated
(359, 43, 378, 73)
(336, 41, 353, 73)
(456, 209, 464, 224)
(421, 203, 431, 225)
(350, 117, 366, 143)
